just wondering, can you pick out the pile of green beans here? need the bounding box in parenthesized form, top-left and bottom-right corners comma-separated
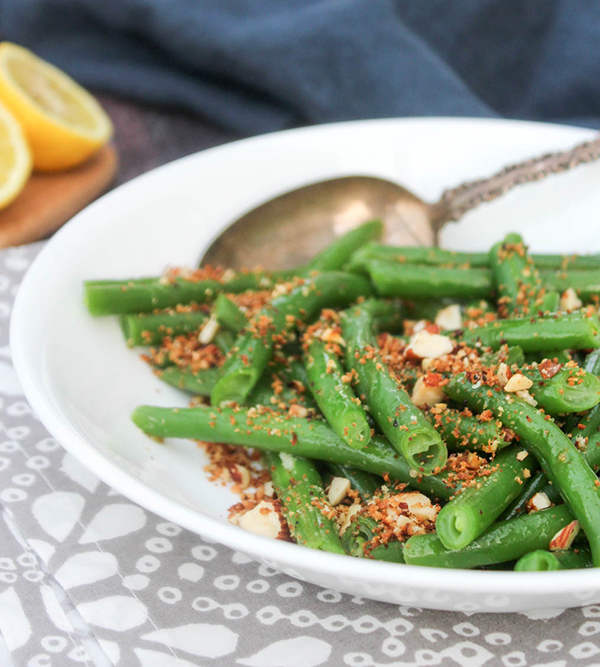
(86, 223, 600, 572)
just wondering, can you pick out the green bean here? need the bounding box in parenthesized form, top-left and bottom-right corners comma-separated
(514, 547, 592, 571)
(324, 463, 381, 499)
(461, 311, 600, 352)
(304, 335, 371, 448)
(524, 350, 573, 365)
(263, 451, 344, 554)
(306, 219, 383, 273)
(341, 515, 404, 562)
(347, 243, 600, 272)
(121, 311, 209, 346)
(84, 272, 270, 316)
(403, 505, 574, 569)
(447, 372, 600, 566)
(155, 366, 220, 396)
(210, 272, 372, 406)
(540, 291, 560, 313)
(435, 447, 539, 550)
(489, 233, 543, 317)
(425, 407, 512, 453)
(500, 471, 562, 521)
(541, 269, 600, 302)
(402, 299, 450, 323)
(502, 350, 600, 520)
(213, 294, 248, 332)
(524, 364, 600, 415)
(131, 405, 453, 500)
(367, 261, 493, 300)
(340, 302, 447, 474)
(577, 349, 600, 435)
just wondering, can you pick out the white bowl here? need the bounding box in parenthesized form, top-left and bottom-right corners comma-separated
(11, 118, 600, 613)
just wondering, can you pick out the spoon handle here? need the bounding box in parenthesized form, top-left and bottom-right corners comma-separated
(431, 135, 600, 241)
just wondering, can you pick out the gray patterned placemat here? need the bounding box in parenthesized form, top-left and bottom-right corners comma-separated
(1, 242, 600, 667)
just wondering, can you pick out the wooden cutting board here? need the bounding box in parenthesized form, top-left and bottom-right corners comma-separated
(0, 145, 118, 248)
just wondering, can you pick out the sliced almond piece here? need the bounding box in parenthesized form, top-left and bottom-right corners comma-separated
(560, 287, 582, 312)
(328, 477, 351, 506)
(228, 464, 251, 489)
(263, 481, 274, 497)
(504, 373, 533, 393)
(198, 314, 220, 344)
(238, 501, 285, 539)
(412, 376, 445, 408)
(497, 362, 511, 386)
(398, 492, 439, 522)
(549, 520, 579, 551)
(516, 389, 537, 406)
(527, 491, 552, 513)
(338, 503, 361, 536)
(406, 330, 454, 360)
(435, 304, 462, 331)
(288, 404, 308, 418)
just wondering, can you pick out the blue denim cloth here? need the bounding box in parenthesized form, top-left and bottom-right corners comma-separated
(0, 0, 598, 133)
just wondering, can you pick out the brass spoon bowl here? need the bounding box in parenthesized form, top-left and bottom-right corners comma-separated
(201, 136, 600, 271)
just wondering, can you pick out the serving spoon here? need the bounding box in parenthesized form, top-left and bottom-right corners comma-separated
(201, 135, 600, 271)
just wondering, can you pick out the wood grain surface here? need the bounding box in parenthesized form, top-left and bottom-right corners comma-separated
(0, 94, 240, 248)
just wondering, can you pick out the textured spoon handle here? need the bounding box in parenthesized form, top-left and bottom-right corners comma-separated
(432, 135, 600, 239)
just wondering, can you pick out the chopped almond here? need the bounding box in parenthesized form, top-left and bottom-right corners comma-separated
(549, 520, 580, 551)
(263, 481, 274, 497)
(228, 464, 251, 489)
(338, 503, 361, 536)
(328, 477, 351, 506)
(288, 404, 308, 418)
(527, 491, 552, 512)
(406, 330, 454, 360)
(515, 450, 529, 462)
(435, 304, 462, 331)
(198, 315, 220, 344)
(516, 389, 538, 406)
(497, 362, 511, 386)
(560, 287, 583, 312)
(504, 373, 533, 393)
(238, 500, 286, 539)
(412, 376, 445, 408)
(398, 492, 439, 521)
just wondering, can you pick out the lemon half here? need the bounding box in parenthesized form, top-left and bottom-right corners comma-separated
(0, 42, 112, 171)
(0, 100, 31, 208)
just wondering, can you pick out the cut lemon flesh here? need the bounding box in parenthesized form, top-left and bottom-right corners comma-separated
(0, 100, 31, 209)
(0, 43, 112, 171)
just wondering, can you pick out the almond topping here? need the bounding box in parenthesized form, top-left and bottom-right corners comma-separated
(288, 404, 308, 418)
(338, 503, 361, 536)
(238, 500, 285, 539)
(406, 330, 454, 361)
(504, 373, 533, 393)
(497, 362, 511, 386)
(198, 314, 220, 344)
(560, 287, 583, 312)
(516, 389, 538, 406)
(228, 463, 251, 489)
(412, 376, 445, 408)
(397, 492, 439, 522)
(549, 520, 579, 551)
(527, 491, 552, 513)
(435, 304, 462, 331)
(328, 477, 351, 506)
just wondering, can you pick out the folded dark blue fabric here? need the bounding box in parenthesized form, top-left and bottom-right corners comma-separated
(0, 0, 598, 134)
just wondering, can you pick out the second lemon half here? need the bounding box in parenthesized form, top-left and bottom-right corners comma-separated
(0, 42, 113, 171)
